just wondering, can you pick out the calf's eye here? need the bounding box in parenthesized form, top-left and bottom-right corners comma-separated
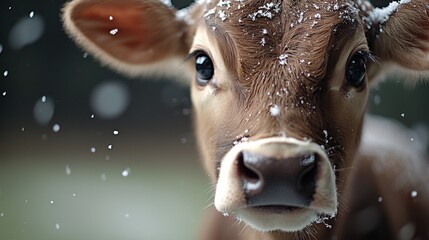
(346, 51, 367, 88)
(195, 53, 214, 86)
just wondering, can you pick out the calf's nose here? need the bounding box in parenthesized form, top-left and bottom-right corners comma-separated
(237, 150, 318, 208)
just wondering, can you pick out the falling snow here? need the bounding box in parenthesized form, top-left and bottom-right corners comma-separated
(333, 3, 340, 10)
(121, 168, 131, 177)
(217, 0, 232, 8)
(270, 105, 280, 116)
(218, 10, 227, 21)
(298, 11, 304, 23)
(366, 0, 411, 25)
(345, 90, 355, 100)
(3, 71, 8, 77)
(399, 223, 416, 240)
(9, 15, 45, 50)
(315, 214, 335, 229)
(204, 8, 216, 18)
(249, 2, 281, 21)
(109, 28, 119, 35)
(90, 81, 130, 119)
(90, 147, 96, 153)
(52, 124, 60, 132)
(107, 144, 113, 150)
(65, 165, 71, 175)
(176, 8, 193, 25)
(182, 108, 191, 116)
(113, 130, 119, 135)
(323, 130, 328, 138)
(411, 191, 418, 198)
(374, 95, 381, 105)
(159, 0, 173, 7)
(100, 173, 107, 181)
(323, 129, 330, 143)
(301, 154, 315, 166)
(55, 223, 60, 230)
(34, 96, 54, 125)
(279, 54, 288, 65)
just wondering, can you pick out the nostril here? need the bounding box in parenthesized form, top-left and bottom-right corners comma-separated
(237, 150, 318, 208)
(238, 152, 262, 194)
(297, 154, 318, 194)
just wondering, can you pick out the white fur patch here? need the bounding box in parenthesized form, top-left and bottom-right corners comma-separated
(214, 137, 337, 231)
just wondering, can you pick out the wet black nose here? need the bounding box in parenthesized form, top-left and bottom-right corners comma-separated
(238, 150, 318, 208)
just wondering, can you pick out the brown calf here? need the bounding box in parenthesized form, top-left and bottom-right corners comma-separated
(62, 0, 429, 239)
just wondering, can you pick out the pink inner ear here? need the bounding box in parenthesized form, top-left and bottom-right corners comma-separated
(71, 1, 182, 64)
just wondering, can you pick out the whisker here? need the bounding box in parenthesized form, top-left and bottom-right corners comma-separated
(337, 191, 351, 213)
(204, 193, 215, 201)
(305, 227, 317, 240)
(204, 183, 217, 194)
(231, 217, 242, 229)
(325, 144, 343, 155)
(203, 202, 214, 210)
(238, 223, 249, 239)
(366, 51, 380, 65)
(334, 166, 354, 172)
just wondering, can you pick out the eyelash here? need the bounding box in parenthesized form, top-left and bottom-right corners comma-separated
(184, 50, 206, 62)
(359, 50, 377, 64)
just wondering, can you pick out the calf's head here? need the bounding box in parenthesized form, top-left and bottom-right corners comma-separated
(63, 0, 429, 233)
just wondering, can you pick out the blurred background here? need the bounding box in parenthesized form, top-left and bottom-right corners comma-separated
(0, 0, 428, 240)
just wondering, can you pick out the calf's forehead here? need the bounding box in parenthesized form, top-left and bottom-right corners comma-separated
(196, 0, 364, 100)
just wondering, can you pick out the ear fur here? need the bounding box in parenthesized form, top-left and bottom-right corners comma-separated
(62, 0, 194, 81)
(360, 0, 429, 85)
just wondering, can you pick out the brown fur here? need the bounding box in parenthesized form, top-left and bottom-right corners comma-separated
(193, 0, 368, 190)
(62, 0, 429, 239)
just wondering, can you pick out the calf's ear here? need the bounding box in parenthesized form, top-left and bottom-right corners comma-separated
(62, 0, 194, 81)
(363, 0, 429, 84)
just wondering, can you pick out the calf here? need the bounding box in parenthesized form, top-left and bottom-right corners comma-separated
(62, 0, 429, 239)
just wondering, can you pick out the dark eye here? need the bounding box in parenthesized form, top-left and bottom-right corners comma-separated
(195, 53, 214, 86)
(346, 51, 367, 88)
